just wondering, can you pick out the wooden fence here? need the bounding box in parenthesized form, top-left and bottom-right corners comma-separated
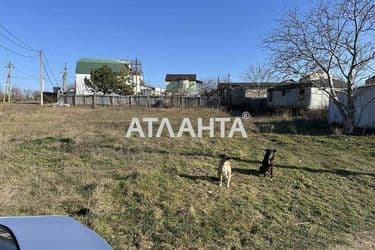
(60, 95, 220, 108)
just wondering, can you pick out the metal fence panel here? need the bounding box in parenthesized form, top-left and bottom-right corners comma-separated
(60, 95, 220, 109)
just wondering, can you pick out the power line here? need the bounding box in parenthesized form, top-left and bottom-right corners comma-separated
(0, 24, 59, 97)
(42, 61, 55, 88)
(0, 24, 38, 52)
(0, 43, 37, 58)
(0, 32, 37, 53)
(43, 53, 58, 84)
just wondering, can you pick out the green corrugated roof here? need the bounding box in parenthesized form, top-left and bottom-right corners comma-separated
(76, 58, 128, 74)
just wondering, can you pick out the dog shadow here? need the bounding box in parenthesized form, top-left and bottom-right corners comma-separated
(276, 164, 375, 177)
(178, 167, 261, 185)
(232, 168, 260, 176)
(177, 162, 374, 185)
(123, 146, 375, 178)
(178, 174, 218, 183)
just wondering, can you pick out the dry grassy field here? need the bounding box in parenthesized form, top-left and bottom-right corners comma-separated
(0, 104, 374, 249)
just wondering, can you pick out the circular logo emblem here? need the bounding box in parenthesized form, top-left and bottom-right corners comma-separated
(242, 111, 251, 120)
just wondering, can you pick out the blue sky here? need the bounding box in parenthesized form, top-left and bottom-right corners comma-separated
(0, 0, 306, 90)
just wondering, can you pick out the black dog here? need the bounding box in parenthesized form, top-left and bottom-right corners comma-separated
(260, 149, 276, 178)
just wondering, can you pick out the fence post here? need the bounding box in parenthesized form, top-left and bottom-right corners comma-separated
(92, 92, 96, 109)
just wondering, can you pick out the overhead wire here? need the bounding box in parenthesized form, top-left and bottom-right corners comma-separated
(0, 24, 38, 52)
(0, 24, 61, 93)
(0, 24, 38, 58)
(0, 44, 37, 58)
(0, 24, 61, 91)
(42, 61, 56, 88)
(43, 53, 58, 85)
(0, 32, 37, 53)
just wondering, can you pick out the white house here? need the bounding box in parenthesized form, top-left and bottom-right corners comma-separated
(267, 73, 346, 110)
(75, 58, 144, 95)
(165, 74, 200, 96)
(328, 84, 375, 129)
(267, 83, 329, 110)
(140, 85, 166, 96)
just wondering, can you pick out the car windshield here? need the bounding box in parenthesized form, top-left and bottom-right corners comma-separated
(0, 226, 19, 250)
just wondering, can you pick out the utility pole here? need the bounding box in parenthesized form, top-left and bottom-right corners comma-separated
(135, 58, 138, 95)
(3, 62, 14, 103)
(39, 50, 44, 106)
(62, 63, 68, 92)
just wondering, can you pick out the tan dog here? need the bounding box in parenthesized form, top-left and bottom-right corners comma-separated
(218, 155, 232, 187)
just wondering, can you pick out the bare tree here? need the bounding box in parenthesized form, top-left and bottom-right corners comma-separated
(32, 90, 41, 101)
(242, 63, 278, 82)
(23, 89, 33, 100)
(263, 0, 375, 133)
(199, 78, 219, 96)
(11, 87, 25, 102)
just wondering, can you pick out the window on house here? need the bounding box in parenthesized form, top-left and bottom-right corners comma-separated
(268, 91, 273, 102)
(282, 90, 287, 96)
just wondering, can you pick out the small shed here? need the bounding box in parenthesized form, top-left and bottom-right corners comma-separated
(328, 84, 375, 129)
(218, 82, 277, 110)
(267, 79, 346, 110)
